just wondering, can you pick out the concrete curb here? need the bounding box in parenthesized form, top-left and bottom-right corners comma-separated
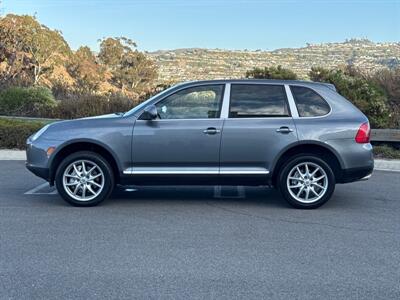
(374, 159, 400, 172)
(0, 150, 26, 160)
(1, 150, 400, 172)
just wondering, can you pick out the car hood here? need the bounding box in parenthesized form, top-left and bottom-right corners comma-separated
(38, 113, 133, 142)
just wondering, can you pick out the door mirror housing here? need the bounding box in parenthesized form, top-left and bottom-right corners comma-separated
(141, 105, 158, 120)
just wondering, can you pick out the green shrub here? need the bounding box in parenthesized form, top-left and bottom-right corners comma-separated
(373, 144, 400, 159)
(368, 67, 400, 128)
(0, 118, 49, 149)
(246, 65, 298, 80)
(0, 86, 57, 117)
(39, 94, 139, 119)
(309, 67, 390, 128)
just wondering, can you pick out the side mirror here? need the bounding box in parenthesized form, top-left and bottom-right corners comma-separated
(141, 105, 158, 120)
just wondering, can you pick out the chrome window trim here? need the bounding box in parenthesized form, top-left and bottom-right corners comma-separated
(134, 81, 333, 121)
(289, 85, 333, 119)
(220, 83, 231, 119)
(223, 116, 293, 121)
(284, 84, 299, 118)
(139, 83, 226, 120)
(133, 81, 333, 120)
(227, 83, 292, 119)
(137, 116, 292, 122)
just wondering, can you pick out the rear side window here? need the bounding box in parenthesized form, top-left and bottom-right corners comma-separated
(229, 84, 289, 118)
(290, 86, 330, 117)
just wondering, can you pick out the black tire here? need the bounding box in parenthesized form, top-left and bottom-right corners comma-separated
(55, 151, 114, 207)
(278, 154, 335, 209)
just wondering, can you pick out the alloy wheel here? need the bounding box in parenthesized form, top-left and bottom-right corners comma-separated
(286, 162, 328, 203)
(62, 160, 105, 201)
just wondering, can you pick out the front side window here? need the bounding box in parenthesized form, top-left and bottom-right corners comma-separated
(155, 85, 224, 119)
(290, 86, 331, 117)
(229, 84, 289, 118)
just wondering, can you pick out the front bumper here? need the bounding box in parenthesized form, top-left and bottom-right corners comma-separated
(26, 163, 50, 181)
(25, 139, 54, 182)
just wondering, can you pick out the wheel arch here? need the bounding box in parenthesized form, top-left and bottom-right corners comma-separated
(48, 139, 121, 185)
(270, 141, 344, 186)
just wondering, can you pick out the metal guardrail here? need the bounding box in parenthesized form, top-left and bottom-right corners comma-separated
(0, 115, 62, 122)
(371, 129, 400, 142)
(1, 115, 399, 142)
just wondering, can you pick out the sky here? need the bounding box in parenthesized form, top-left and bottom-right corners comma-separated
(2, 0, 400, 52)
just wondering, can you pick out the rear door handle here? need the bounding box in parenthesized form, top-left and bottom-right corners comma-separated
(203, 127, 221, 135)
(276, 126, 294, 134)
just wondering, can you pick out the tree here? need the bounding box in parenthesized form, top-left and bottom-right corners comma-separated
(0, 15, 33, 86)
(68, 46, 104, 93)
(98, 37, 133, 67)
(245, 65, 298, 80)
(309, 66, 390, 128)
(0, 14, 71, 86)
(98, 37, 157, 95)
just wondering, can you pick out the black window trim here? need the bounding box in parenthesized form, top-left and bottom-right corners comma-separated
(228, 83, 292, 119)
(289, 85, 332, 118)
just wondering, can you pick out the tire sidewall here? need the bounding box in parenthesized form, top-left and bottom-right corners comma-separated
(278, 155, 335, 209)
(55, 151, 114, 207)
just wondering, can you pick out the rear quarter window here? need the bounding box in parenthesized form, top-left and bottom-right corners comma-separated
(290, 86, 331, 117)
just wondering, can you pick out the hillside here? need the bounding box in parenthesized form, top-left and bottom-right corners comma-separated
(148, 39, 400, 83)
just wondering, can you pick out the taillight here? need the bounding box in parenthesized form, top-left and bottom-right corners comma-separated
(355, 122, 371, 143)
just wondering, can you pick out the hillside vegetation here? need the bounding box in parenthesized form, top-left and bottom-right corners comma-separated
(149, 40, 400, 82)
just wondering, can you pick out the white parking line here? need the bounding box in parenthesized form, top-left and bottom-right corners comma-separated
(214, 186, 246, 199)
(24, 182, 58, 195)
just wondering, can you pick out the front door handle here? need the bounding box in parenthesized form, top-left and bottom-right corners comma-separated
(276, 126, 294, 134)
(203, 127, 221, 135)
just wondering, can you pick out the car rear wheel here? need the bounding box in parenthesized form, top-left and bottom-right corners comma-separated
(278, 155, 335, 209)
(55, 151, 114, 206)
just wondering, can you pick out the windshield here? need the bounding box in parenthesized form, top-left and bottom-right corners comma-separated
(125, 85, 178, 116)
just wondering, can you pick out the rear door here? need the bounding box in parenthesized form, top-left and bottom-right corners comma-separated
(220, 83, 298, 178)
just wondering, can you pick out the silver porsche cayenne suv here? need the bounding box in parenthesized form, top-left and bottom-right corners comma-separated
(26, 80, 374, 208)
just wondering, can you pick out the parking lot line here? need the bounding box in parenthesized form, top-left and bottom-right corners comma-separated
(214, 186, 246, 199)
(24, 182, 58, 195)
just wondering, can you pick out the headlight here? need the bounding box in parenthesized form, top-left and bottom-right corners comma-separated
(31, 124, 50, 142)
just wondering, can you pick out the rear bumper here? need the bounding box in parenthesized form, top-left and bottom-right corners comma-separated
(339, 165, 374, 183)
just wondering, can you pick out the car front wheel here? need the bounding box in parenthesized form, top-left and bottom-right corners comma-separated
(55, 151, 114, 207)
(278, 155, 335, 209)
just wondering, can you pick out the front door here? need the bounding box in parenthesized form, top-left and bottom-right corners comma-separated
(130, 84, 225, 177)
(220, 83, 298, 180)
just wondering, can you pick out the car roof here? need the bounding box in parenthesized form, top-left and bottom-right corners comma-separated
(178, 79, 336, 91)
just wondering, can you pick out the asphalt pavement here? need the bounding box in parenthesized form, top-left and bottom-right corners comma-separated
(0, 160, 399, 299)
